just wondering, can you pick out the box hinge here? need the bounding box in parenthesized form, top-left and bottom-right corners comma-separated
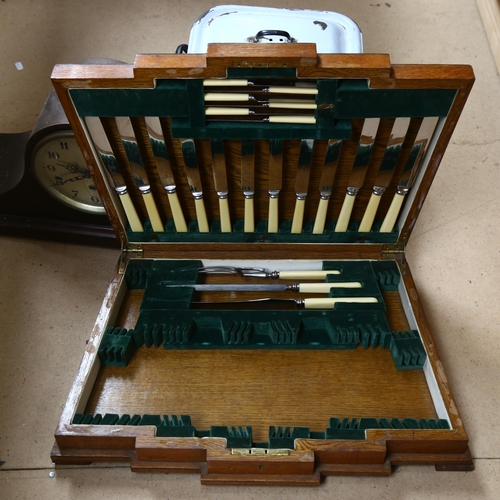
(382, 231, 408, 275)
(118, 234, 143, 274)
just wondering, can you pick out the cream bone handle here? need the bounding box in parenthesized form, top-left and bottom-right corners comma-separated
(210, 139, 231, 233)
(115, 117, 164, 232)
(180, 139, 210, 233)
(241, 139, 255, 233)
(145, 117, 188, 233)
(302, 297, 378, 309)
(379, 190, 406, 233)
(277, 270, 340, 279)
(84, 117, 144, 233)
(268, 139, 283, 233)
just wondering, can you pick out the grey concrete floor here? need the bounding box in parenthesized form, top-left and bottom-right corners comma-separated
(1, 0, 499, 498)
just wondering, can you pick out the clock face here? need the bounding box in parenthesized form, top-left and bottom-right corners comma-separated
(32, 130, 106, 214)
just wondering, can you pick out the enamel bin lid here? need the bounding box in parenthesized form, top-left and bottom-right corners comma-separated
(187, 5, 363, 54)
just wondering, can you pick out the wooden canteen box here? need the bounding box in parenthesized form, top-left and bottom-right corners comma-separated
(50, 44, 475, 485)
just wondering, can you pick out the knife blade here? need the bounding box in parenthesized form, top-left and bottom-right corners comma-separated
(85, 117, 143, 232)
(144, 117, 187, 233)
(192, 297, 377, 310)
(335, 118, 380, 232)
(180, 138, 210, 233)
(241, 139, 255, 232)
(312, 139, 342, 234)
(160, 282, 362, 293)
(358, 117, 411, 232)
(115, 117, 164, 232)
(210, 139, 231, 232)
(291, 139, 314, 233)
(268, 139, 283, 233)
(380, 116, 439, 233)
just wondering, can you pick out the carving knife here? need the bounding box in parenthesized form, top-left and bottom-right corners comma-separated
(335, 118, 380, 232)
(210, 139, 231, 232)
(291, 139, 315, 233)
(85, 117, 143, 232)
(241, 139, 255, 232)
(312, 139, 342, 234)
(380, 116, 439, 233)
(192, 297, 377, 310)
(358, 117, 411, 232)
(203, 79, 319, 95)
(180, 139, 210, 232)
(197, 266, 341, 279)
(268, 139, 283, 233)
(144, 117, 187, 232)
(115, 117, 164, 232)
(160, 282, 362, 292)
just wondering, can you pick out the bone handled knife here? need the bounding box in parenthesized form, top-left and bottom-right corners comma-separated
(85, 117, 143, 232)
(291, 139, 314, 233)
(193, 297, 378, 310)
(160, 282, 362, 293)
(210, 139, 231, 233)
(312, 139, 342, 234)
(115, 117, 164, 232)
(335, 118, 380, 232)
(180, 139, 210, 233)
(198, 266, 341, 279)
(144, 117, 187, 233)
(380, 116, 439, 233)
(241, 139, 255, 232)
(268, 139, 283, 233)
(358, 117, 411, 232)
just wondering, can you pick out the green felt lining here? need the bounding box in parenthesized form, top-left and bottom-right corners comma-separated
(126, 218, 400, 244)
(71, 413, 450, 446)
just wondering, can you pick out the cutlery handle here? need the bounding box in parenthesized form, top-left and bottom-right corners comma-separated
(298, 282, 361, 293)
(335, 193, 356, 232)
(291, 198, 305, 234)
(194, 197, 210, 233)
(142, 192, 164, 232)
(166, 191, 188, 233)
(279, 270, 340, 279)
(358, 193, 382, 232)
(244, 197, 254, 233)
(380, 192, 405, 233)
(218, 197, 232, 233)
(312, 198, 329, 234)
(268, 116, 316, 124)
(303, 297, 377, 309)
(268, 195, 279, 233)
(117, 190, 143, 232)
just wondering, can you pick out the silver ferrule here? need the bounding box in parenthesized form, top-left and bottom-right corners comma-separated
(115, 186, 128, 195)
(138, 185, 152, 195)
(296, 192, 307, 201)
(396, 186, 410, 196)
(164, 185, 176, 195)
(373, 186, 386, 196)
(269, 190, 280, 199)
(243, 191, 254, 199)
(217, 191, 229, 200)
(320, 193, 331, 201)
(346, 187, 360, 196)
